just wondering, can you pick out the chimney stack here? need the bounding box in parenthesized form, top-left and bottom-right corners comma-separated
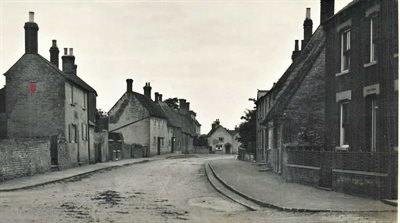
(155, 92, 160, 102)
(302, 8, 313, 50)
(24, 12, 39, 54)
(291, 40, 301, 61)
(143, 82, 152, 99)
(49, 40, 59, 68)
(159, 94, 163, 102)
(179, 99, 187, 110)
(126, 79, 133, 92)
(320, 0, 334, 23)
(186, 102, 190, 110)
(62, 48, 77, 75)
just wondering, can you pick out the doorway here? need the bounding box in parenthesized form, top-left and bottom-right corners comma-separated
(50, 135, 58, 166)
(157, 137, 161, 155)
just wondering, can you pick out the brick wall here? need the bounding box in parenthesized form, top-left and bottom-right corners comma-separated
(0, 138, 51, 182)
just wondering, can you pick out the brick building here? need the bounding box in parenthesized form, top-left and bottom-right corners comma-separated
(323, 0, 398, 198)
(0, 12, 97, 169)
(207, 119, 240, 154)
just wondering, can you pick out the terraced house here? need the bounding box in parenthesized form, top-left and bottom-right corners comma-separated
(323, 0, 398, 198)
(0, 12, 98, 180)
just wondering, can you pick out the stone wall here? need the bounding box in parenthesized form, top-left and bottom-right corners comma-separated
(0, 113, 7, 139)
(0, 138, 51, 182)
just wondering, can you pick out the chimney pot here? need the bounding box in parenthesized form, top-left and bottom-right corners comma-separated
(64, 48, 68, 55)
(29, 12, 34, 22)
(143, 82, 152, 99)
(155, 92, 159, 102)
(306, 8, 311, 19)
(159, 94, 163, 102)
(126, 79, 133, 92)
(69, 48, 73, 56)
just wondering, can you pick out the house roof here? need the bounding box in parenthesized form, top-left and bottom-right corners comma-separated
(261, 26, 326, 124)
(131, 92, 168, 119)
(3, 54, 97, 95)
(158, 102, 182, 128)
(323, 0, 360, 24)
(206, 125, 233, 138)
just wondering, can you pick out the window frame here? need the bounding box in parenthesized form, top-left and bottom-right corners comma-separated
(339, 101, 350, 148)
(341, 29, 351, 72)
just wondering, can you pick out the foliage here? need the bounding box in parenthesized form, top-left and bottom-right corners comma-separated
(164, 98, 179, 109)
(194, 135, 209, 147)
(237, 109, 256, 154)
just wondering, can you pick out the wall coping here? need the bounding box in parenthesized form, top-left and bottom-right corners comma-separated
(287, 164, 321, 170)
(332, 168, 388, 177)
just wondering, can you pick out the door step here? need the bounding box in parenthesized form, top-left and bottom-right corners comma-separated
(50, 165, 60, 171)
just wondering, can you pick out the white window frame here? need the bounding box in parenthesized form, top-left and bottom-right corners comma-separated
(369, 16, 377, 63)
(370, 98, 377, 152)
(339, 101, 350, 147)
(341, 29, 351, 72)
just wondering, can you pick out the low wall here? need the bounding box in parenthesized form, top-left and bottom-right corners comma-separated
(0, 138, 51, 182)
(194, 146, 210, 154)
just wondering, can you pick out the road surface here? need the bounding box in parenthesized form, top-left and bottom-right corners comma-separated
(0, 155, 396, 222)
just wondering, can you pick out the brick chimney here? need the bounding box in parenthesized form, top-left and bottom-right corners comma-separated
(291, 40, 301, 61)
(302, 8, 313, 50)
(126, 79, 133, 92)
(179, 99, 187, 110)
(62, 48, 77, 75)
(320, 0, 334, 23)
(159, 94, 163, 102)
(155, 92, 160, 102)
(24, 12, 39, 54)
(49, 40, 59, 68)
(143, 82, 152, 99)
(186, 102, 190, 110)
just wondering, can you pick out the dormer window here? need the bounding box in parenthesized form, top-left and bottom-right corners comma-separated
(341, 29, 351, 72)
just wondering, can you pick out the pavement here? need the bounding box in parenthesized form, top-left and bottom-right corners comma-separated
(207, 158, 397, 212)
(0, 153, 183, 192)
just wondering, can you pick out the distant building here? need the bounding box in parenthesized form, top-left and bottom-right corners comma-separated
(0, 12, 97, 169)
(108, 80, 172, 157)
(207, 119, 240, 154)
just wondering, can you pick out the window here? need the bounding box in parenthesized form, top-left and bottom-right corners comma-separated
(341, 29, 351, 71)
(70, 85, 74, 105)
(218, 137, 224, 142)
(368, 15, 378, 63)
(339, 102, 350, 147)
(69, 124, 77, 143)
(216, 145, 223, 151)
(83, 93, 87, 109)
(81, 123, 87, 141)
(368, 97, 378, 152)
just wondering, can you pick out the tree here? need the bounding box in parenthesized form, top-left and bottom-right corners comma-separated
(237, 109, 256, 154)
(164, 98, 179, 109)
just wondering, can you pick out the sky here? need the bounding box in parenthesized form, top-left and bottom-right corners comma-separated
(0, 0, 352, 134)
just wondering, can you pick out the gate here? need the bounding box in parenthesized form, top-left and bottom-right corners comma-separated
(319, 151, 333, 188)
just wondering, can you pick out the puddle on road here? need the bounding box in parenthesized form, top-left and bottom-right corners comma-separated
(188, 196, 246, 212)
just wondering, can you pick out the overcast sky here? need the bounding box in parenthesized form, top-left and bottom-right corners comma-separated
(0, 0, 351, 134)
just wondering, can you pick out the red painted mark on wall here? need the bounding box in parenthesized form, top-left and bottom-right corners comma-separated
(30, 83, 36, 93)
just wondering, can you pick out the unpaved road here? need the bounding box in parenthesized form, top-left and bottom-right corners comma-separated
(0, 155, 396, 222)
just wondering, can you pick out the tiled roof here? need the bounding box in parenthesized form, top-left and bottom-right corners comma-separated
(132, 92, 167, 119)
(262, 26, 326, 124)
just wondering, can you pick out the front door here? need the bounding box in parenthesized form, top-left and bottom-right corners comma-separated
(171, 137, 175, 153)
(157, 137, 161, 155)
(50, 135, 58, 166)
